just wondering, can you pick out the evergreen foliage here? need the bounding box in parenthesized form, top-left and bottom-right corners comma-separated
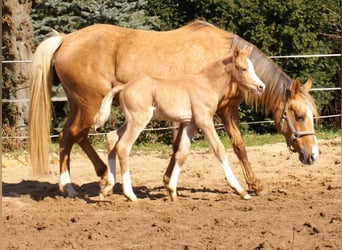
(31, 0, 159, 43)
(146, 0, 341, 132)
(26, 0, 341, 144)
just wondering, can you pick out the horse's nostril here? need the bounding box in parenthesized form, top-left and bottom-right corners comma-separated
(258, 84, 264, 92)
(308, 155, 315, 165)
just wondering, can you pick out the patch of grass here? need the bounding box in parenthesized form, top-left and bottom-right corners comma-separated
(49, 129, 340, 154)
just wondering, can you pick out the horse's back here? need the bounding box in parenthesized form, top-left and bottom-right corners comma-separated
(52, 22, 235, 120)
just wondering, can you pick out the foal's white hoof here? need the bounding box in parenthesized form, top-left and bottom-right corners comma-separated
(241, 192, 251, 200)
(124, 193, 138, 202)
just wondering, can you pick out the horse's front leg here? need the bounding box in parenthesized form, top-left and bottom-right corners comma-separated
(217, 102, 265, 196)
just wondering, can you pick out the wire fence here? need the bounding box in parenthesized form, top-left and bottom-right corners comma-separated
(2, 54, 341, 140)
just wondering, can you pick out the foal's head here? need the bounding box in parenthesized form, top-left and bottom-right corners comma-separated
(279, 78, 319, 165)
(226, 47, 265, 95)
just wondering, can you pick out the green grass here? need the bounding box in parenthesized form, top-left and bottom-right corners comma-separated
(83, 129, 340, 153)
(7, 129, 338, 156)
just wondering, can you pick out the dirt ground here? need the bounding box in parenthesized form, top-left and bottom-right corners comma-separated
(2, 138, 341, 250)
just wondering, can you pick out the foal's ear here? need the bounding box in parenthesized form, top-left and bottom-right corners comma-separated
(303, 77, 313, 92)
(290, 79, 301, 98)
(245, 46, 253, 56)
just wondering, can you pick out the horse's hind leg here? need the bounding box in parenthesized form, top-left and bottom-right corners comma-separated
(197, 118, 251, 200)
(59, 108, 107, 198)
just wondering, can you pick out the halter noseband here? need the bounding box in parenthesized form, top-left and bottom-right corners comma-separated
(279, 90, 316, 153)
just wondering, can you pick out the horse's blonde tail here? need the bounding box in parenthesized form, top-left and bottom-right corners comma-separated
(94, 85, 125, 130)
(28, 34, 63, 175)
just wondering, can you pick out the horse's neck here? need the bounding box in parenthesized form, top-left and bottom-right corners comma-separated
(200, 61, 230, 95)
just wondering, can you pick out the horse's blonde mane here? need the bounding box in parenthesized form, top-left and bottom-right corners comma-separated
(232, 36, 317, 116)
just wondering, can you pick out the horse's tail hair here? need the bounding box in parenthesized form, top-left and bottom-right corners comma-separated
(28, 34, 63, 176)
(93, 85, 125, 130)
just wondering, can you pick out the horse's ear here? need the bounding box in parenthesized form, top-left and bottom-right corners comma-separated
(290, 79, 301, 98)
(234, 47, 240, 58)
(303, 77, 313, 92)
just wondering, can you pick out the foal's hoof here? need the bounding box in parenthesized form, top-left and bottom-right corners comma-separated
(239, 191, 251, 200)
(124, 193, 138, 202)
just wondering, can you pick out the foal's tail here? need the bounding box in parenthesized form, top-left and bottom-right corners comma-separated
(94, 85, 125, 130)
(28, 33, 63, 175)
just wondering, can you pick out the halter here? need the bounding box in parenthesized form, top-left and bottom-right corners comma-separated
(279, 90, 316, 153)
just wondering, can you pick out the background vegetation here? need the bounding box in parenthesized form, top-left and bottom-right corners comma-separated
(2, 0, 341, 150)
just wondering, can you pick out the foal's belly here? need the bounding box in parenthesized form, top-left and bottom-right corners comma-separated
(152, 107, 192, 123)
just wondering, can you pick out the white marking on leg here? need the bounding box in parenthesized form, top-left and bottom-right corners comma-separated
(168, 162, 181, 198)
(122, 168, 137, 201)
(221, 159, 251, 199)
(59, 170, 78, 197)
(108, 158, 116, 186)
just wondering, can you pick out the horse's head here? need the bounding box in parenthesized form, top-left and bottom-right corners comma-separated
(279, 78, 319, 165)
(228, 46, 265, 95)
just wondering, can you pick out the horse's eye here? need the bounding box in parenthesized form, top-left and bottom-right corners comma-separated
(295, 114, 305, 122)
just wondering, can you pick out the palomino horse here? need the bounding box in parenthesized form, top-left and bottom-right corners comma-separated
(93, 47, 265, 201)
(28, 21, 318, 198)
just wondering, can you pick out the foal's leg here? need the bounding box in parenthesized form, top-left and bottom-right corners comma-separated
(116, 121, 147, 201)
(99, 124, 127, 199)
(163, 124, 184, 187)
(197, 118, 251, 200)
(165, 123, 197, 201)
(217, 102, 264, 195)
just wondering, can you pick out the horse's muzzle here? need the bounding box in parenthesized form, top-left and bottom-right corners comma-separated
(299, 151, 317, 165)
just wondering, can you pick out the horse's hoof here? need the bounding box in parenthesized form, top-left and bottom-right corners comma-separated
(242, 193, 251, 200)
(165, 185, 177, 201)
(239, 191, 251, 200)
(169, 192, 177, 202)
(256, 190, 268, 197)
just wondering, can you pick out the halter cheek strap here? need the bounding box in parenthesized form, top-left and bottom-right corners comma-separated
(279, 91, 316, 153)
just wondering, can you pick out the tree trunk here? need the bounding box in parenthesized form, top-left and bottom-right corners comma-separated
(2, 0, 34, 129)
